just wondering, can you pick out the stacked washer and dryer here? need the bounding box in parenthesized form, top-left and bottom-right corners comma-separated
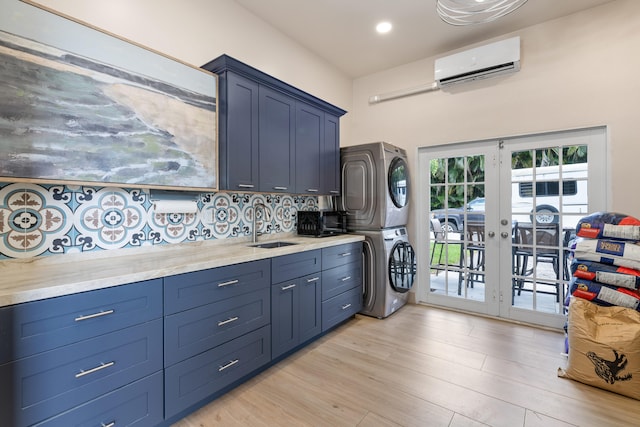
(338, 142, 416, 318)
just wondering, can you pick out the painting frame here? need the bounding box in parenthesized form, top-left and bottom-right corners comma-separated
(0, 0, 218, 192)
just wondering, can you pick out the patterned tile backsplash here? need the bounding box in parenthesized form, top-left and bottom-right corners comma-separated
(0, 183, 318, 260)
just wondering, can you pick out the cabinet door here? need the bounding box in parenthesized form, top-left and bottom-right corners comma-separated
(164, 325, 271, 419)
(0, 320, 162, 427)
(271, 249, 321, 284)
(322, 286, 362, 332)
(222, 72, 259, 191)
(322, 113, 341, 195)
(298, 273, 322, 343)
(164, 259, 270, 315)
(322, 260, 362, 301)
(164, 288, 270, 366)
(295, 102, 323, 194)
(0, 279, 162, 364)
(259, 86, 295, 193)
(271, 279, 299, 359)
(36, 372, 163, 427)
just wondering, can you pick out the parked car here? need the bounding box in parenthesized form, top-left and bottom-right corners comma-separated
(432, 198, 485, 233)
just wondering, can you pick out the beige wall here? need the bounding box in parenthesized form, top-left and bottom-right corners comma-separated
(350, 0, 640, 235)
(31, 0, 354, 143)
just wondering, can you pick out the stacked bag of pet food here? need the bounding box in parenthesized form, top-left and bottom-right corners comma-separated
(558, 212, 640, 399)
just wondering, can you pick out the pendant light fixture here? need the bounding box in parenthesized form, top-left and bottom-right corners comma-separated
(436, 0, 528, 26)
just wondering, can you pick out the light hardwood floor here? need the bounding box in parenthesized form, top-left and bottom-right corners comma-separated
(172, 304, 639, 427)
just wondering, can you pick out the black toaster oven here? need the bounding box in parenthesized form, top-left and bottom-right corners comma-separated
(297, 210, 347, 237)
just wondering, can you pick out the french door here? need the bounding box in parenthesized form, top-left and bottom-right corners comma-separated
(417, 127, 607, 328)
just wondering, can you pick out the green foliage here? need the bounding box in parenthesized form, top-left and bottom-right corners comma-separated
(430, 145, 588, 210)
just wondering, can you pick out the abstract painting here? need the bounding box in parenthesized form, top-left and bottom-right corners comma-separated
(0, 0, 218, 190)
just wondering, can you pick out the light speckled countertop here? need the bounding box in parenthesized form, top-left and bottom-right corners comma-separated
(0, 233, 364, 307)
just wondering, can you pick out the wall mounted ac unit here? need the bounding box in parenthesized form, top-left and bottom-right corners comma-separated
(434, 36, 520, 87)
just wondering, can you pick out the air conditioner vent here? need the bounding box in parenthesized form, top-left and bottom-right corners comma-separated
(435, 36, 520, 88)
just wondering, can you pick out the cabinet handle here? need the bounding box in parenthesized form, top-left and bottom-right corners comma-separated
(102, 422, 116, 427)
(341, 303, 352, 310)
(307, 189, 319, 193)
(329, 190, 340, 194)
(217, 279, 239, 288)
(273, 186, 287, 191)
(237, 184, 254, 188)
(217, 316, 239, 327)
(341, 276, 352, 282)
(340, 252, 352, 257)
(75, 361, 115, 378)
(306, 276, 320, 283)
(218, 359, 239, 372)
(281, 284, 296, 291)
(74, 309, 115, 322)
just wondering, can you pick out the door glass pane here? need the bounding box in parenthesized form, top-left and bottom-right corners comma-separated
(510, 144, 588, 314)
(429, 155, 485, 301)
(389, 158, 408, 208)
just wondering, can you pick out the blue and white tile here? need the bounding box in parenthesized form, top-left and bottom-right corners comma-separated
(0, 183, 73, 258)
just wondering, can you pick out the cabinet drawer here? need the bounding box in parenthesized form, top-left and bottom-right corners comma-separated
(271, 249, 321, 283)
(0, 279, 162, 364)
(165, 325, 271, 418)
(34, 372, 163, 427)
(322, 242, 361, 270)
(164, 288, 270, 366)
(321, 260, 362, 301)
(0, 319, 163, 427)
(322, 287, 362, 332)
(164, 259, 270, 314)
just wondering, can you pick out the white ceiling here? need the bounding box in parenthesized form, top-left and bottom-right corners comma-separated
(233, 0, 616, 78)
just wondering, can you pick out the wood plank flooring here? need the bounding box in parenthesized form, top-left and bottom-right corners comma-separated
(171, 304, 640, 427)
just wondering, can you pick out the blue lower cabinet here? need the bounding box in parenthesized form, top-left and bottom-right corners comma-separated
(164, 288, 270, 367)
(164, 325, 271, 418)
(0, 319, 162, 427)
(321, 260, 363, 301)
(0, 279, 163, 365)
(33, 372, 163, 427)
(322, 286, 362, 331)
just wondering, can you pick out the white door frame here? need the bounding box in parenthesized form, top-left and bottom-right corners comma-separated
(416, 126, 608, 328)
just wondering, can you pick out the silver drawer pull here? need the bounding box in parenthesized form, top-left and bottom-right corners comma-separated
(217, 279, 239, 288)
(218, 359, 239, 372)
(341, 303, 352, 310)
(237, 184, 254, 188)
(340, 252, 352, 257)
(341, 276, 352, 282)
(306, 277, 320, 283)
(75, 361, 115, 378)
(273, 186, 287, 190)
(281, 284, 296, 291)
(102, 422, 116, 427)
(329, 190, 339, 194)
(217, 316, 239, 327)
(74, 309, 115, 322)
(307, 189, 319, 193)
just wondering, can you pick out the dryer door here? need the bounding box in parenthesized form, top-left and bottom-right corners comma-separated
(388, 241, 416, 293)
(388, 156, 409, 208)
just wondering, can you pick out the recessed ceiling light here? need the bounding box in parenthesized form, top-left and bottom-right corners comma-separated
(376, 21, 392, 34)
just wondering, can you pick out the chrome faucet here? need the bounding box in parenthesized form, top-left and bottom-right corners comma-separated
(252, 202, 271, 243)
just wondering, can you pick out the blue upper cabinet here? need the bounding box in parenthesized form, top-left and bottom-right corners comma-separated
(295, 102, 323, 194)
(259, 86, 296, 193)
(322, 113, 341, 195)
(202, 55, 346, 195)
(220, 72, 260, 191)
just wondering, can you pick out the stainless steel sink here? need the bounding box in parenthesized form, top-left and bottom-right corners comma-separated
(250, 241, 298, 249)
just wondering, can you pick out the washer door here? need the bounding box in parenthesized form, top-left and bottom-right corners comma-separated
(388, 156, 409, 208)
(388, 241, 416, 293)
